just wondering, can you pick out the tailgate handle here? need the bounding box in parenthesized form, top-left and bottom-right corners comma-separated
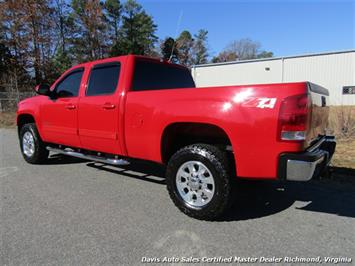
(102, 103, 116, 109)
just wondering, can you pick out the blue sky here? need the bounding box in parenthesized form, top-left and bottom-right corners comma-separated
(140, 0, 355, 58)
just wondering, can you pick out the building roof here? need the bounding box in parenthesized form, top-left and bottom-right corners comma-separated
(193, 49, 355, 68)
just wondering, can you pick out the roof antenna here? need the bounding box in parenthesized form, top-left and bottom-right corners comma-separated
(168, 10, 183, 63)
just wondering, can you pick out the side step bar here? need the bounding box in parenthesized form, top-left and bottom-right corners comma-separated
(46, 146, 130, 166)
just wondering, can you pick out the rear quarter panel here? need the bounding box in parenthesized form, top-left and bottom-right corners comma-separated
(124, 82, 308, 179)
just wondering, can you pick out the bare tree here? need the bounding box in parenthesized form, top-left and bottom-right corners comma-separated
(213, 38, 273, 63)
(212, 50, 237, 63)
(226, 38, 260, 60)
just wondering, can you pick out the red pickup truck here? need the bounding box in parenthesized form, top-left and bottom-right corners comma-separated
(17, 55, 336, 220)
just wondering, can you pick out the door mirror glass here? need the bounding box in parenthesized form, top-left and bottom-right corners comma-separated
(34, 83, 51, 96)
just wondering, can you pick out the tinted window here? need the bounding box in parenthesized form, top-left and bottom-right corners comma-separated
(55, 69, 83, 98)
(86, 63, 121, 96)
(132, 60, 195, 91)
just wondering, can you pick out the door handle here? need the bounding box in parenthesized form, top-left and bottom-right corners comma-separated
(102, 103, 116, 109)
(65, 104, 76, 110)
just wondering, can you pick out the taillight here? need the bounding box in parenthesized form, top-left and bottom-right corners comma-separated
(278, 93, 310, 141)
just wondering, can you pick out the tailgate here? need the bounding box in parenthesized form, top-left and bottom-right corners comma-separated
(306, 82, 329, 145)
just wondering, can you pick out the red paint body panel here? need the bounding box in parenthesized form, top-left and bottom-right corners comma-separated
(17, 55, 315, 179)
(124, 83, 306, 178)
(40, 96, 80, 147)
(77, 58, 126, 154)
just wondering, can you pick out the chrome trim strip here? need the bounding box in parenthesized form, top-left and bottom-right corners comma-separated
(46, 147, 130, 166)
(307, 137, 326, 152)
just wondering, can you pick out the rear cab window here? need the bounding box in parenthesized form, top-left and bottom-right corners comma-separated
(131, 60, 195, 91)
(86, 62, 121, 96)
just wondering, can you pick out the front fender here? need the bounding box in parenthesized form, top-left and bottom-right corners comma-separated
(17, 96, 43, 135)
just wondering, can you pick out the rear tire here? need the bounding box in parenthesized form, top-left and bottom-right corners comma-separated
(166, 144, 234, 220)
(19, 123, 49, 164)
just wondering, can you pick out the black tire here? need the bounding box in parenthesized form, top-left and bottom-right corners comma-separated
(166, 144, 234, 220)
(19, 123, 49, 164)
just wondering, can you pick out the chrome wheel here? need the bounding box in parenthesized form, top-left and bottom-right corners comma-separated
(22, 131, 35, 157)
(176, 161, 215, 208)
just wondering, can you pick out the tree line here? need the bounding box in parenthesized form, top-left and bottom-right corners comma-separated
(0, 0, 273, 92)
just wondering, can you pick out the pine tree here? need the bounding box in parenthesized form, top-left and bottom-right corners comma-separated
(22, 0, 54, 83)
(53, 0, 75, 55)
(47, 0, 76, 82)
(160, 37, 178, 62)
(104, 0, 121, 42)
(71, 0, 108, 61)
(0, 42, 11, 82)
(257, 51, 273, 59)
(0, 0, 50, 85)
(111, 0, 157, 56)
(192, 29, 208, 65)
(176, 30, 193, 66)
(1, 1, 30, 77)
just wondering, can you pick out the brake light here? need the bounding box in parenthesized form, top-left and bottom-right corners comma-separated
(278, 93, 310, 141)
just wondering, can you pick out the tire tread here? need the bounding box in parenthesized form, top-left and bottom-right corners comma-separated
(20, 123, 49, 164)
(166, 143, 234, 220)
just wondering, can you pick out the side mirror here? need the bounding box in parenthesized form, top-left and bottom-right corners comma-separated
(34, 83, 51, 96)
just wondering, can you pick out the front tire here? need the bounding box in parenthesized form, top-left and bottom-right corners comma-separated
(166, 144, 234, 220)
(19, 123, 49, 164)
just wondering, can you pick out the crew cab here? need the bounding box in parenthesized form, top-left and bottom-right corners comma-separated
(17, 55, 336, 220)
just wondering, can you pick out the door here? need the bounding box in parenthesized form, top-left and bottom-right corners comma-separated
(40, 68, 84, 147)
(78, 62, 121, 154)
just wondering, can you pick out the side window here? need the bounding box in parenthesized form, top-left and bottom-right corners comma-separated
(55, 69, 84, 98)
(86, 63, 121, 96)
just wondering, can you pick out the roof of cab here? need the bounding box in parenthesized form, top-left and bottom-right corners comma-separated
(71, 54, 188, 70)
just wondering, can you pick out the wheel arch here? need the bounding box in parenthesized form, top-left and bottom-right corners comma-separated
(160, 122, 234, 165)
(17, 113, 36, 135)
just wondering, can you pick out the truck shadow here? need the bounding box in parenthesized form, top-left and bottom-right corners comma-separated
(86, 159, 355, 221)
(329, 166, 355, 181)
(46, 155, 355, 221)
(221, 179, 355, 221)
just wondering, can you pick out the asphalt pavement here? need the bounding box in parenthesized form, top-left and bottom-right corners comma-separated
(1, 128, 354, 265)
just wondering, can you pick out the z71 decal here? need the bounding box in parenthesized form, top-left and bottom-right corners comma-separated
(242, 97, 277, 109)
(256, 98, 277, 109)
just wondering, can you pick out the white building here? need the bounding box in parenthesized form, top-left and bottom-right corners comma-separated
(192, 50, 355, 106)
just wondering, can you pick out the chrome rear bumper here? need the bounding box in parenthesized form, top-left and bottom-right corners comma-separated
(278, 136, 336, 181)
(286, 156, 324, 181)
